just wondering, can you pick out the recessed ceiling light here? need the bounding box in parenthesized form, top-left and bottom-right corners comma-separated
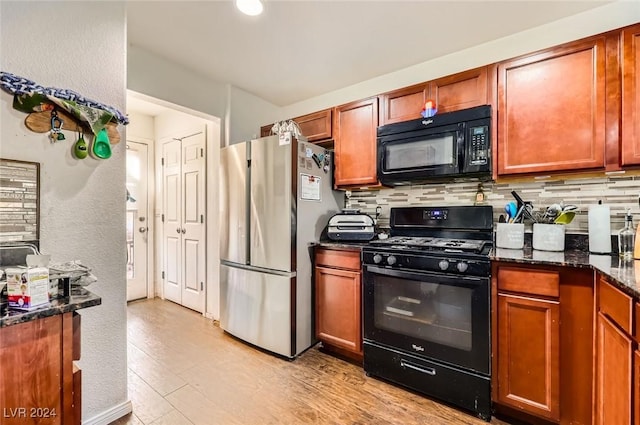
(236, 0, 263, 16)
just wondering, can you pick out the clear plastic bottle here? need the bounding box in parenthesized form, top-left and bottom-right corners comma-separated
(618, 209, 635, 260)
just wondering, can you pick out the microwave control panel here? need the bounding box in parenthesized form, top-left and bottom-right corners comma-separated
(469, 125, 488, 165)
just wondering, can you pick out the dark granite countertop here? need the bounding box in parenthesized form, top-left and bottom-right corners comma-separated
(313, 234, 640, 300)
(491, 248, 640, 299)
(0, 286, 101, 328)
(311, 241, 368, 251)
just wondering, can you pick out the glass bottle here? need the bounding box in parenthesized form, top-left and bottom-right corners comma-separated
(474, 183, 485, 205)
(618, 209, 635, 260)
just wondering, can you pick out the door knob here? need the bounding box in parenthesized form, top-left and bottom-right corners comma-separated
(139, 227, 147, 233)
(176, 228, 181, 233)
(181, 228, 186, 234)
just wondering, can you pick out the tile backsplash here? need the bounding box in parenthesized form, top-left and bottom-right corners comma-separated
(346, 174, 640, 234)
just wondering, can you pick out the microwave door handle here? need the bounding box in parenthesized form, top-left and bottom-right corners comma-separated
(457, 125, 465, 172)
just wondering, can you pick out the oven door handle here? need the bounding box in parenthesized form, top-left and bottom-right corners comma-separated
(400, 359, 436, 376)
(365, 265, 484, 285)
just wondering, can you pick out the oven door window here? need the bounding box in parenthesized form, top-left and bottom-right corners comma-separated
(363, 266, 489, 374)
(376, 275, 472, 350)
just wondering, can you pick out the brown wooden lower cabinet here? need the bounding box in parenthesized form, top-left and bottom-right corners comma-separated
(492, 262, 593, 425)
(314, 247, 362, 362)
(595, 312, 632, 425)
(0, 312, 82, 425)
(635, 349, 640, 425)
(497, 293, 560, 421)
(594, 275, 634, 425)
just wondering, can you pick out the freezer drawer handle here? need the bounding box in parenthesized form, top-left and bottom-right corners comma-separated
(400, 359, 436, 376)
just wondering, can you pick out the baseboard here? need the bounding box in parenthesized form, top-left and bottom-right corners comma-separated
(82, 400, 132, 425)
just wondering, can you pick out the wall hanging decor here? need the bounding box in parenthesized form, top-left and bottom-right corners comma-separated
(0, 158, 40, 244)
(0, 71, 127, 147)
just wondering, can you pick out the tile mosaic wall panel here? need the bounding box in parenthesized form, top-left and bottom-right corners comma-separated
(0, 159, 39, 242)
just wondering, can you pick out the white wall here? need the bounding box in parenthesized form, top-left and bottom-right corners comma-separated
(281, 1, 640, 119)
(227, 85, 281, 145)
(127, 111, 155, 141)
(128, 45, 280, 145)
(0, 1, 129, 423)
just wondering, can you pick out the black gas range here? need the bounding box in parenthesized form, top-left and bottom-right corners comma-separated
(362, 205, 493, 421)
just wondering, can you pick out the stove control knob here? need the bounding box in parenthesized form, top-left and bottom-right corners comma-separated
(456, 262, 469, 273)
(373, 254, 383, 264)
(387, 255, 397, 266)
(438, 260, 449, 271)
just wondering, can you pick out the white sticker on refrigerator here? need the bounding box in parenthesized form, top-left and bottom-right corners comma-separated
(300, 173, 321, 201)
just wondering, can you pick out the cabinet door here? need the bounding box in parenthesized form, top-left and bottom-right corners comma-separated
(333, 97, 379, 187)
(431, 66, 489, 114)
(622, 24, 640, 166)
(379, 83, 429, 125)
(497, 36, 606, 176)
(0, 315, 64, 425)
(294, 109, 332, 142)
(260, 124, 271, 138)
(595, 312, 632, 425)
(497, 293, 560, 421)
(315, 265, 362, 354)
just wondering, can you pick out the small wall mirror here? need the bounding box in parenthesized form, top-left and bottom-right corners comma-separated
(0, 158, 40, 244)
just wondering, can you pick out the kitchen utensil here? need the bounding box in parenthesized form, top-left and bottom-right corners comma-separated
(505, 202, 517, 222)
(511, 204, 526, 223)
(554, 211, 575, 224)
(92, 128, 112, 159)
(546, 204, 562, 219)
(74, 131, 88, 159)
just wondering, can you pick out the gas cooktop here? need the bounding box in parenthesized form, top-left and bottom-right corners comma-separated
(370, 236, 489, 254)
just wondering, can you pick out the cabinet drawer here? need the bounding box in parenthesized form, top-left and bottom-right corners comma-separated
(599, 278, 632, 334)
(315, 248, 361, 270)
(497, 267, 559, 298)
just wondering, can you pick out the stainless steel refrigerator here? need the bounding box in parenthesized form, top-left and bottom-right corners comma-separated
(220, 134, 341, 358)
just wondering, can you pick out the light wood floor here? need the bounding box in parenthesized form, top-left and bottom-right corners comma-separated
(111, 298, 513, 425)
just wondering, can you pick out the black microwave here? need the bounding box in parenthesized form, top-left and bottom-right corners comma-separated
(377, 105, 491, 186)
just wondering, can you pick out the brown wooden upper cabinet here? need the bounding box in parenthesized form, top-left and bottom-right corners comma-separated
(379, 66, 491, 126)
(621, 23, 640, 167)
(259, 109, 333, 143)
(497, 36, 608, 176)
(333, 97, 379, 188)
(294, 109, 332, 142)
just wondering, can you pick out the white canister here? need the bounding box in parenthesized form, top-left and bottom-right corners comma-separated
(496, 223, 525, 249)
(533, 223, 565, 252)
(588, 202, 612, 254)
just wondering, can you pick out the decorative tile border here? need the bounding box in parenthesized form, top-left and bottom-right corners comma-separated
(347, 175, 640, 234)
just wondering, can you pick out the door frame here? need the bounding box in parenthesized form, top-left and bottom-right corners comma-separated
(127, 137, 155, 300)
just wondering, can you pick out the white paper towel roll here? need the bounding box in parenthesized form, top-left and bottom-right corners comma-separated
(588, 203, 611, 254)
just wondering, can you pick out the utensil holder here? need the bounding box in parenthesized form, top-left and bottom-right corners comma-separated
(533, 223, 565, 252)
(496, 223, 525, 249)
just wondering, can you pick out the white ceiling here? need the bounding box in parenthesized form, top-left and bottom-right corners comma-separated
(126, 0, 610, 109)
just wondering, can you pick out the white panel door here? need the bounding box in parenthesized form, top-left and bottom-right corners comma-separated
(163, 139, 182, 304)
(180, 133, 205, 311)
(126, 141, 149, 301)
(162, 133, 206, 312)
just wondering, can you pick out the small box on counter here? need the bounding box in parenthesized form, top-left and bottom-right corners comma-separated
(5, 266, 50, 310)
